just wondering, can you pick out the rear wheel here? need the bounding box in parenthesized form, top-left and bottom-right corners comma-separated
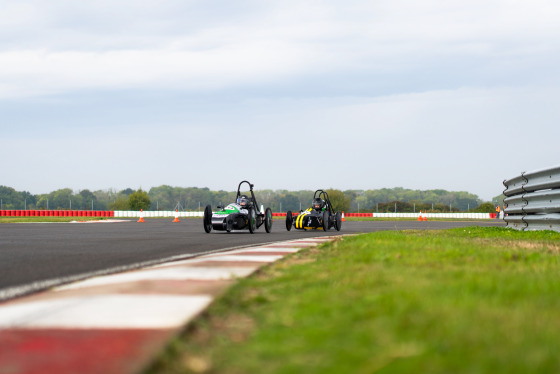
(264, 208, 273, 233)
(248, 209, 256, 234)
(334, 212, 342, 231)
(203, 205, 212, 233)
(286, 210, 293, 231)
(322, 210, 329, 231)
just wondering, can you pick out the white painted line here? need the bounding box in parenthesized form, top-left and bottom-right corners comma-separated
(56, 267, 257, 291)
(0, 294, 212, 329)
(149, 249, 294, 270)
(193, 254, 284, 262)
(69, 219, 129, 223)
(216, 247, 301, 254)
(277, 242, 320, 247)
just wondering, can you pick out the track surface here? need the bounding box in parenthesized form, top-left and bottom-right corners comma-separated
(0, 219, 505, 299)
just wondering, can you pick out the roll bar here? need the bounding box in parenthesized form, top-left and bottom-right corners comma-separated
(237, 180, 259, 209)
(313, 189, 334, 213)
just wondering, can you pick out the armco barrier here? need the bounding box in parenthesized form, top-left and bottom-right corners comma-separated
(504, 164, 560, 232)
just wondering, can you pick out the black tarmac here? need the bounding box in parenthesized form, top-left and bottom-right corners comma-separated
(0, 218, 505, 300)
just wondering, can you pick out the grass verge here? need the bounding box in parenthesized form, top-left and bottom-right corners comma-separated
(147, 227, 560, 374)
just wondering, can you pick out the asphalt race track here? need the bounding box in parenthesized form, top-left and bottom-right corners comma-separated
(0, 218, 506, 300)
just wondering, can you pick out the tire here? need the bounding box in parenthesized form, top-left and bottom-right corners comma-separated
(203, 205, 213, 233)
(264, 208, 273, 233)
(286, 210, 293, 231)
(248, 209, 256, 234)
(334, 212, 342, 231)
(322, 210, 329, 231)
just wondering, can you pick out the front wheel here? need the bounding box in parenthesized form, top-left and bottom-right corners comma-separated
(322, 210, 330, 231)
(203, 205, 213, 233)
(248, 209, 256, 234)
(264, 208, 273, 233)
(286, 210, 293, 231)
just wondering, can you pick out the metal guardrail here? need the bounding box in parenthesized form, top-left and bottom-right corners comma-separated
(503, 164, 560, 232)
(503, 165, 560, 196)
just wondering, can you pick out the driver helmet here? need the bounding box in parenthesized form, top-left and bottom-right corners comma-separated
(238, 195, 250, 208)
(312, 198, 324, 211)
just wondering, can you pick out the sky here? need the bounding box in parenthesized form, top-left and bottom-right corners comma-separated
(1, 0, 560, 202)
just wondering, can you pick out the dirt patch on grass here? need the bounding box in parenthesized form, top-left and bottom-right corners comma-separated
(470, 237, 560, 253)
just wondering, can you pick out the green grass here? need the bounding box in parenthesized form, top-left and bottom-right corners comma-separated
(147, 227, 560, 374)
(0, 217, 110, 223)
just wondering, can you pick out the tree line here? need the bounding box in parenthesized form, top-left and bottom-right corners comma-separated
(0, 185, 500, 213)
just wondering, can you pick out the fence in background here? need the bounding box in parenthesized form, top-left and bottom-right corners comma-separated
(0, 210, 494, 220)
(503, 165, 560, 232)
(272, 212, 492, 219)
(113, 211, 204, 218)
(371, 212, 491, 219)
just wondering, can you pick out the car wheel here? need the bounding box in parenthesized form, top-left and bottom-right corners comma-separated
(264, 208, 273, 233)
(248, 209, 256, 234)
(335, 212, 342, 231)
(203, 205, 212, 233)
(286, 210, 293, 231)
(322, 210, 329, 231)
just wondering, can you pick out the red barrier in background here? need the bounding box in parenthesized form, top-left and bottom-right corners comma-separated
(0, 210, 386, 218)
(0, 210, 114, 217)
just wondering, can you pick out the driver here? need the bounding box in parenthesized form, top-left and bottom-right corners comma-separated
(312, 198, 325, 211)
(237, 195, 251, 209)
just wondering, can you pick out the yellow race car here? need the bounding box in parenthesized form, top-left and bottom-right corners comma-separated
(286, 190, 341, 231)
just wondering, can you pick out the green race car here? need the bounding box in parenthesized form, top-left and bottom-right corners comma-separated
(203, 181, 272, 234)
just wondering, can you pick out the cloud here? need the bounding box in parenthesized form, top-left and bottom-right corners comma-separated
(2, 0, 560, 100)
(1, 0, 560, 201)
(0, 44, 320, 99)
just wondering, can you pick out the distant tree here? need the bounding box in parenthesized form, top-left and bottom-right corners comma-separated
(474, 202, 495, 213)
(326, 189, 351, 212)
(43, 188, 73, 209)
(0, 185, 490, 214)
(277, 192, 300, 212)
(148, 185, 175, 210)
(120, 188, 135, 196)
(379, 200, 410, 213)
(0, 186, 29, 209)
(492, 194, 506, 206)
(78, 189, 97, 209)
(128, 189, 151, 211)
(109, 197, 129, 211)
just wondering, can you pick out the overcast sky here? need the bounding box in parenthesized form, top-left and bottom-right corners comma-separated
(2, 0, 560, 201)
